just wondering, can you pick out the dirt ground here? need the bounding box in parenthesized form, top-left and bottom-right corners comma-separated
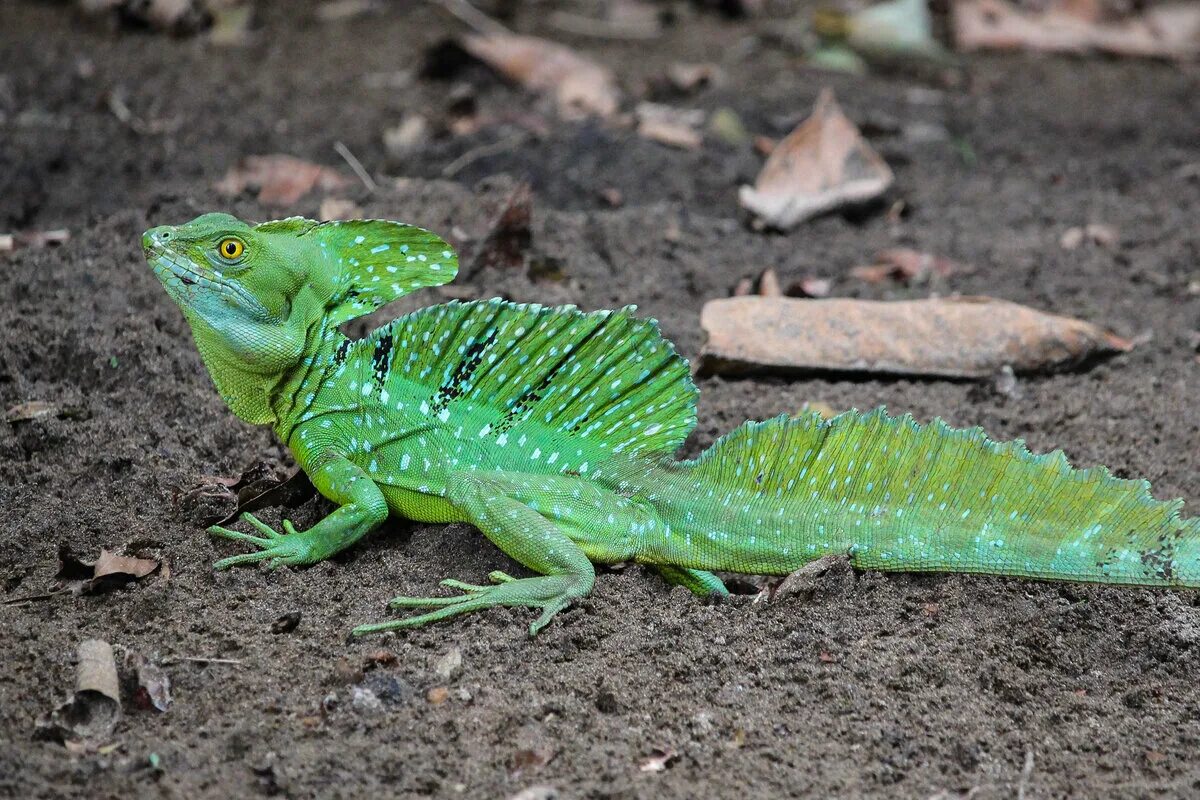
(2, 1, 1199, 797)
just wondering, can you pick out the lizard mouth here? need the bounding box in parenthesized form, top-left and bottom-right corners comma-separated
(145, 242, 269, 318)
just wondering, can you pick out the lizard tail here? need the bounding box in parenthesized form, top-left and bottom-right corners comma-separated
(646, 408, 1200, 586)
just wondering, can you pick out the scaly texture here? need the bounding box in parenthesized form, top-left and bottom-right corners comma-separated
(144, 213, 1199, 636)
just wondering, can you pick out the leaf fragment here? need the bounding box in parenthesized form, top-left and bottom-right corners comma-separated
(739, 89, 893, 230)
(953, 0, 1200, 59)
(635, 103, 704, 150)
(36, 640, 122, 745)
(699, 296, 1132, 378)
(215, 155, 350, 206)
(462, 32, 620, 118)
(850, 247, 965, 284)
(5, 401, 61, 422)
(638, 747, 679, 773)
(126, 650, 173, 712)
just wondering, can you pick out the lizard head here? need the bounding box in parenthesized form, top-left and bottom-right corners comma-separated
(144, 212, 459, 422)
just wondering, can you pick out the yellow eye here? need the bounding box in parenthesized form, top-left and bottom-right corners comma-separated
(217, 237, 245, 260)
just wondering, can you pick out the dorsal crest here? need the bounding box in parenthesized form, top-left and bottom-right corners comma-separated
(258, 217, 459, 324)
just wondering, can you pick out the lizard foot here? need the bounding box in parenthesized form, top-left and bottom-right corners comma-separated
(207, 512, 317, 569)
(351, 572, 587, 637)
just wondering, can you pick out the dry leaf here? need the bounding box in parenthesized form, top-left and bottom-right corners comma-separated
(36, 640, 122, 744)
(56, 546, 161, 593)
(1060, 223, 1117, 250)
(0, 229, 70, 254)
(787, 276, 832, 297)
(93, 550, 159, 581)
(699, 296, 1132, 378)
(739, 89, 893, 230)
(666, 62, 724, 92)
(953, 0, 1200, 59)
(758, 268, 782, 297)
(185, 461, 314, 527)
(467, 178, 534, 276)
(639, 747, 679, 773)
(5, 401, 60, 422)
(383, 113, 430, 158)
(635, 103, 704, 150)
(462, 32, 620, 118)
(850, 248, 964, 284)
(318, 197, 364, 221)
(215, 155, 350, 206)
(126, 651, 172, 712)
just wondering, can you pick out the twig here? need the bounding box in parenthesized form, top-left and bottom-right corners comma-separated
(1017, 748, 1035, 800)
(548, 10, 660, 40)
(333, 141, 377, 193)
(442, 132, 528, 178)
(426, 0, 509, 36)
(161, 656, 244, 666)
(2, 591, 62, 605)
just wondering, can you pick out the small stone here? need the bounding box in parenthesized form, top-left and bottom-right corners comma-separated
(427, 686, 450, 705)
(434, 648, 463, 681)
(351, 686, 384, 716)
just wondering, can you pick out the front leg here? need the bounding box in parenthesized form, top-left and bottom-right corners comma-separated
(353, 470, 642, 636)
(208, 453, 388, 569)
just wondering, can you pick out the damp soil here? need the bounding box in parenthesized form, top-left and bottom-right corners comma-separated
(2, 2, 1200, 798)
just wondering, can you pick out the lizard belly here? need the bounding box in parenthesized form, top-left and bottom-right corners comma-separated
(381, 485, 462, 524)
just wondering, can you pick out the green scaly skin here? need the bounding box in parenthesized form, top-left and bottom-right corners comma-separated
(144, 213, 1200, 636)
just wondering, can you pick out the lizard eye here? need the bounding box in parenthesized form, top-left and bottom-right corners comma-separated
(217, 237, 245, 261)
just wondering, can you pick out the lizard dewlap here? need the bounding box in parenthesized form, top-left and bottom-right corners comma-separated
(144, 213, 1200, 636)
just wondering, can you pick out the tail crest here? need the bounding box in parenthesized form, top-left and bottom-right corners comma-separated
(649, 408, 1199, 586)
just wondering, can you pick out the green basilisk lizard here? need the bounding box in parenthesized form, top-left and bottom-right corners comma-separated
(143, 213, 1200, 635)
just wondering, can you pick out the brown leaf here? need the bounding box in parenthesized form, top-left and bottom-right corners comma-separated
(739, 89, 893, 230)
(5, 401, 60, 422)
(56, 545, 160, 593)
(215, 155, 350, 206)
(462, 32, 620, 118)
(850, 248, 964, 284)
(638, 747, 678, 773)
(635, 103, 704, 150)
(699, 296, 1132, 379)
(953, 0, 1200, 59)
(93, 550, 159, 581)
(318, 197, 364, 221)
